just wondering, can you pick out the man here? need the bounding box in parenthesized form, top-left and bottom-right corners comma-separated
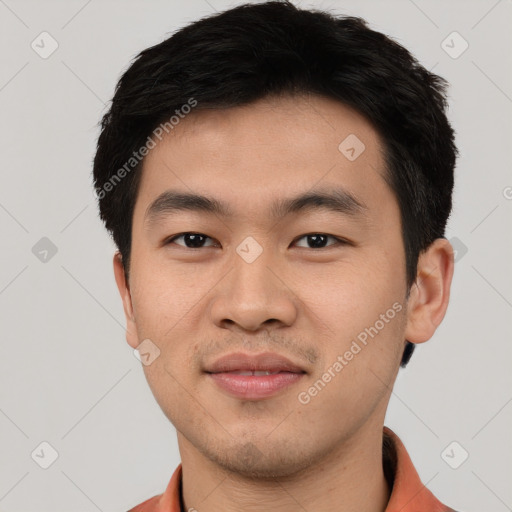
(93, 2, 459, 511)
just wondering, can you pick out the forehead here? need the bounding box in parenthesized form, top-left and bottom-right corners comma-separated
(134, 94, 394, 223)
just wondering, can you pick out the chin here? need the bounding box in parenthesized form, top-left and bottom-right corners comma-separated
(203, 439, 320, 481)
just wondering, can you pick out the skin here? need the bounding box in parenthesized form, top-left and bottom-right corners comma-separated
(113, 94, 454, 512)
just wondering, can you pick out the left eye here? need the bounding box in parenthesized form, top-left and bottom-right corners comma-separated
(293, 234, 343, 249)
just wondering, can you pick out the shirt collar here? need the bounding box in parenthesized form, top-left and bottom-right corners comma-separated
(382, 427, 454, 511)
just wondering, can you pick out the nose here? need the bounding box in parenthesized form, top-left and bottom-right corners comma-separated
(209, 246, 298, 333)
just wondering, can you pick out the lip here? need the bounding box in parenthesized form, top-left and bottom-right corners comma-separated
(205, 352, 306, 400)
(205, 352, 306, 374)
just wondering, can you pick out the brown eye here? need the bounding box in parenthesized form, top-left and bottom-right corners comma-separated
(294, 234, 344, 249)
(166, 233, 217, 248)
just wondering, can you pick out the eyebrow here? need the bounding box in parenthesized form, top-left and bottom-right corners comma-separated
(144, 187, 367, 227)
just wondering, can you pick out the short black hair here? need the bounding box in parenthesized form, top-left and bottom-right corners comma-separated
(92, 1, 457, 368)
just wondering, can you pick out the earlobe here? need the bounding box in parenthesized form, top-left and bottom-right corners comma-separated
(404, 238, 455, 344)
(113, 252, 139, 349)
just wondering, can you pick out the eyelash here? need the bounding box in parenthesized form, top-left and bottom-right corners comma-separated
(164, 232, 349, 250)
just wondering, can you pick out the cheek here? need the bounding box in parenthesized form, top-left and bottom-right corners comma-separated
(296, 275, 406, 428)
(129, 259, 209, 384)
(295, 255, 406, 335)
(295, 254, 407, 397)
(130, 257, 197, 338)
(142, 359, 193, 429)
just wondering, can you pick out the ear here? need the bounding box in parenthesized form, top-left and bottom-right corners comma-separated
(404, 238, 455, 344)
(113, 252, 139, 349)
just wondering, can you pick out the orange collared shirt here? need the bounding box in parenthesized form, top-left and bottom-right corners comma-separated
(127, 426, 458, 512)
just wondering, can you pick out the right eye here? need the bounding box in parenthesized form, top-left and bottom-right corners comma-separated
(165, 232, 219, 249)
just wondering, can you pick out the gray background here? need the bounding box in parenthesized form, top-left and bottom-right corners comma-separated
(0, 0, 511, 511)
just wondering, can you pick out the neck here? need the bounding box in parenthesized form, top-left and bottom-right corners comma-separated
(178, 423, 391, 512)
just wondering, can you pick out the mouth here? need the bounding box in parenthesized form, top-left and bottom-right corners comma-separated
(224, 370, 284, 376)
(204, 352, 307, 400)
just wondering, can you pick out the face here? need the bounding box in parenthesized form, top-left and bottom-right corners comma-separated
(115, 95, 426, 478)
